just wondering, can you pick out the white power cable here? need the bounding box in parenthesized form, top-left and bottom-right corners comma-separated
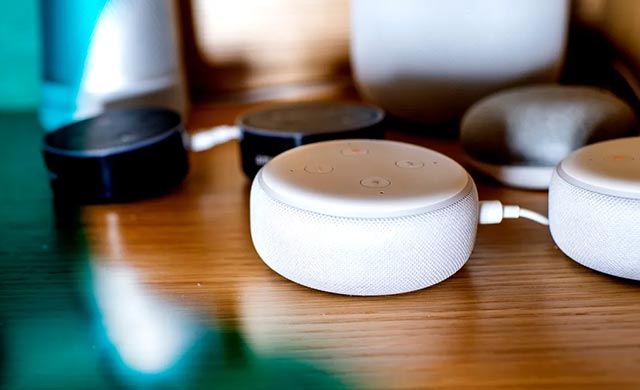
(479, 200, 549, 226)
(517, 208, 550, 225)
(188, 125, 242, 152)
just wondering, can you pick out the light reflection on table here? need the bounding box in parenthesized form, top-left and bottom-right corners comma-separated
(0, 112, 348, 390)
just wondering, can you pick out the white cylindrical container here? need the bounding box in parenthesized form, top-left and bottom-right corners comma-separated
(350, 0, 570, 124)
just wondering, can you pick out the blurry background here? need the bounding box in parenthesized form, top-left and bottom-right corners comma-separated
(1, 0, 640, 110)
(0, 0, 39, 109)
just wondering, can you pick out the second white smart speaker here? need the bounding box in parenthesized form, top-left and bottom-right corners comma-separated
(549, 137, 640, 281)
(250, 139, 479, 295)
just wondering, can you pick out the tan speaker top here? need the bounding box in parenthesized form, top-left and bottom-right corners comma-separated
(558, 136, 640, 199)
(257, 139, 471, 218)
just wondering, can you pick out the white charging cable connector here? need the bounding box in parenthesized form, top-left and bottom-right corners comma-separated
(479, 200, 549, 225)
(188, 125, 241, 152)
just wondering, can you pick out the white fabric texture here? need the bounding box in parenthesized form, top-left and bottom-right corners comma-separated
(549, 171, 640, 280)
(250, 180, 479, 295)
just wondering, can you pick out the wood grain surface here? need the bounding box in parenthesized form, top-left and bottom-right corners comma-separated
(89, 101, 640, 389)
(2, 100, 640, 389)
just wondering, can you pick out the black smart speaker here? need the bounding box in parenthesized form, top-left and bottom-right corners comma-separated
(43, 107, 189, 203)
(237, 102, 385, 178)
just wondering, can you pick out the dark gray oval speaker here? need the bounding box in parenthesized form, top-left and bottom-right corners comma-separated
(460, 85, 638, 189)
(238, 102, 385, 179)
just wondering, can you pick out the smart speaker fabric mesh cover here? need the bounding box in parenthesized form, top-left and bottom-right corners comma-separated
(549, 171, 640, 280)
(250, 178, 479, 296)
(461, 85, 638, 168)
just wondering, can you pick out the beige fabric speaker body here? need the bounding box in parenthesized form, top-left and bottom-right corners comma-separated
(549, 137, 640, 280)
(250, 140, 479, 295)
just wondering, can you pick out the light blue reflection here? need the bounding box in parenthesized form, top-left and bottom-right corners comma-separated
(86, 262, 216, 387)
(83, 261, 349, 389)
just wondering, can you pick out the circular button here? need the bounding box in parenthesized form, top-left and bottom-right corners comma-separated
(396, 160, 424, 169)
(304, 163, 333, 174)
(341, 147, 369, 156)
(360, 176, 391, 188)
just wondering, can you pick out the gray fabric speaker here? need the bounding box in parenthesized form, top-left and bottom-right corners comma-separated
(460, 85, 638, 189)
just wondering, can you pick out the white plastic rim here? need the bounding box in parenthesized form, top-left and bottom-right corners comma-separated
(465, 156, 553, 190)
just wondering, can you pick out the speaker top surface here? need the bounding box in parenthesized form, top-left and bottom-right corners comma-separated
(558, 136, 640, 199)
(258, 139, 471, 218)
(44, 107, 183, 157)
(238, 101, 384, 135)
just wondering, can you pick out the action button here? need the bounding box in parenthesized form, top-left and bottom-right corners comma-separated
(396, 160, 424, 169)
(304, 163, 333, 174)
(360, 176, 391, 188)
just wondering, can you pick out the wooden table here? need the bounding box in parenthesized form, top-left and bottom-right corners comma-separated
(1, 100, 639, 390)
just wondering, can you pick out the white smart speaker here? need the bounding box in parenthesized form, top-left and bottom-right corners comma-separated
(549, 137, 640, 281)
(250, 139, 479, 295)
